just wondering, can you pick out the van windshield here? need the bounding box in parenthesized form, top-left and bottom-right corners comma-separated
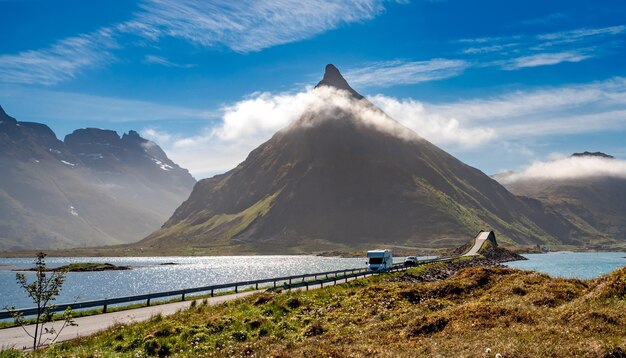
(369, 257, 383, 264)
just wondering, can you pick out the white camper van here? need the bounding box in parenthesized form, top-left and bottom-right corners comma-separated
(366, 250, 393, 272)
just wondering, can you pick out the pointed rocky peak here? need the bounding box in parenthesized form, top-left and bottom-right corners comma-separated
(122, 130, 164, 156)
(315, 64, 363, 99)
(571, 151, 614, 159)
(122, 130, 147, 144)
(0, 105, 18, 125)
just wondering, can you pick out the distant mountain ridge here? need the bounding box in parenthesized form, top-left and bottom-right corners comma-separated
(0, 105, 195, 251)
(496, 153, 626, 245)
(571, 151, 614, 159)
(139, 65, 591, 254)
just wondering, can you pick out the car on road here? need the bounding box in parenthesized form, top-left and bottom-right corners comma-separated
(404, 256, 418, 266)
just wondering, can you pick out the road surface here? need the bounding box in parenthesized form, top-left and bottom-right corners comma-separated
(464, 231, 491, 256)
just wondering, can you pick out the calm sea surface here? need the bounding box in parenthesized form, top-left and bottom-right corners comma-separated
(505, 252, 626, 280)
(1, 252, 623, 309)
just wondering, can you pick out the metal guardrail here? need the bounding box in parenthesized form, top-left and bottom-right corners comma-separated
(0, 257, 451, 320)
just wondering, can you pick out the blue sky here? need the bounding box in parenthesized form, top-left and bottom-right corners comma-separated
(1, 0, 625, 178)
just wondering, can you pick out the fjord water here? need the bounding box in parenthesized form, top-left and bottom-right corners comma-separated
(1, 253, 624, 310)
(0, 256, 369, 309)
(505, 252, 626, 279)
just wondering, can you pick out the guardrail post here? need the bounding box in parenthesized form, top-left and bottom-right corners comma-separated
(235, 285, 238, 293)
(182, 293, 186, 301)
(305, 282, 309, 291)
(211, 289, 214, 297)
(103, 301, 107, 314)
(147, 298, 151, 307)
(255, 283, 258, 290)
(320, 280, 323, 288)
(273, 280, 276, 288)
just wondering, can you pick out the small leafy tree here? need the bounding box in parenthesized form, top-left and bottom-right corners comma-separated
(6, 252, 77, 350)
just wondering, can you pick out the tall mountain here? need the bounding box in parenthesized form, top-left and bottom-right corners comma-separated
(0, 105, 195, 251)
(495, 153, 626, 245)
(140, 65, 588, 254)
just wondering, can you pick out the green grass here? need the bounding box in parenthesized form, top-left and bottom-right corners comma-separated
(6, 261, 623, 357)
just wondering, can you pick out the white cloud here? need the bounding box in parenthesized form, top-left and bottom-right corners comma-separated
(0, 0, 396, 85)
(368, 95, 495, 147)
(343, 59, 469, 88)
(129, 0, 389, 53)
(143, 86, 498, 176)
(459, 25, 625, 70)
(0, 28, 118, 85)
(427, 77, 626, 124)
(537, 25, 625, 42)
(497, 156, 626, 183)
(503, 50, 591, 69)
(138, 76, 626, 177)
(216, 91, 313, 141)
(141, 128, 172, 143)
(143, 55, 195, 68)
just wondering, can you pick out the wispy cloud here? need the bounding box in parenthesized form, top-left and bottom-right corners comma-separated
(143, 55, 196, 68)
(502, 50, 592, 70)
(129, 0, 389, 53)
(0, 0, 397, 85)
(537, 25, 625, 42)
(459, 25, 625, 70)
(0, 28, 118, 85)
(343, 59, 469, 88)
(427, 77, 626, 124)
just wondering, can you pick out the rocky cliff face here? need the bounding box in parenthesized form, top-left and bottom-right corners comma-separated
(140, 65, 589, 254)
(0, 105, 195, 251)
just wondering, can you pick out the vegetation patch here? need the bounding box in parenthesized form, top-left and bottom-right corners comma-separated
(6, 259, 625, 357)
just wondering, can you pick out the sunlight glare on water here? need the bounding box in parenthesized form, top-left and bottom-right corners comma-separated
(0, 256, 368, 309)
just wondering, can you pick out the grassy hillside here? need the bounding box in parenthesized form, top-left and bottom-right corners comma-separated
(15, 260, 626, 357)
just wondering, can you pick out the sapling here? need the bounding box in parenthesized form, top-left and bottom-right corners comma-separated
(5, 252, 77, 350)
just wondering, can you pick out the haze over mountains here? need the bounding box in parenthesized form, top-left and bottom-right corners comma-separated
(0, 105, 195, 251)
(140, 65, 593, 254)
(495, 152, 626, 244)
